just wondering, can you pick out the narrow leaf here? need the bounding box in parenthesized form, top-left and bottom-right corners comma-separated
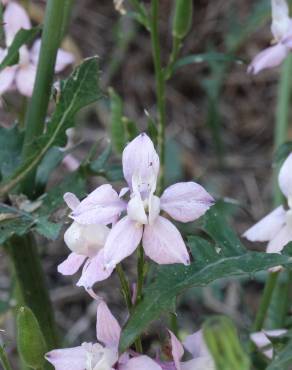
(0, 27, 40, 70)
(174, 53, 243, 72)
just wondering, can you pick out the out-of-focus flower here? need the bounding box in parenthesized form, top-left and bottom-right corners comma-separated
(103, 133, 214, 270)
(3, 1, 31, 46)
(0, 1, 75, 97)
(157, 330, 215, 370)
(114, 0, 126, 15)
(46, 301, 120, 370)
(244, 153, 292, 261)
(248, 0, 292, 74)
(46, 301, 161, 370)
(250, 329, 287, 359)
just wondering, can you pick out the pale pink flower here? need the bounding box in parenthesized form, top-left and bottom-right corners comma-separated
(248, 0, 292, 74)
(103, 133, 214, 270)
(57, 191, 125, 289)
(46, 301, 160, 370)
(250, 329, 287, 359)
(157, 330, 215, 370)
(243, 153, 292, 258)
(0, 2, 74, 96)
(3, 1, 31, 46)
(46, 301, 120, 370)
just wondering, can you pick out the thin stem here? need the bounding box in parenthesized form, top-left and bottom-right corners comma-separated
(273, 55, 292, 206)
(252, 271, 279, 332)
(116, 263, 143, 352)
(128, 0, 149, 29)
(150, 0, 166, 194)
(0, 346, 14, 370)
(21, 0, 73, 197)
(164, 36, 181, 80)
(136, 246, 145, 303)
(116, 263, 132, 311)
(7, 233, 59, 350)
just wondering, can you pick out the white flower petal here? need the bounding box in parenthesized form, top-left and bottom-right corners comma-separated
(243, 206, 286, 242)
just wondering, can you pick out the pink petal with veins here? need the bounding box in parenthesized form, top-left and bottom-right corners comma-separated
(143, 216, 190, 265)
(161, 182, 214, 223)
(57, 252, 86, 275)
(96, 301, 121, 348)
(103, 216, 143, 267)
(122, 133, 159, 190)
(45, 345, 86, 370)
(77, 250, 114, 289)
(72, 184, 125, 225)
(247, 43, 288, 75)
(169, 330, 184, 370)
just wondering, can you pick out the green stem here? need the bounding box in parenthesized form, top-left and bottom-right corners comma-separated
(116, 263, 132, 311)
(0, 346, 14, 370)
(128, 0, 149, 29)
(7, 233, 59, 350)
(165, 36, 181, 80)
(150, 0, 166, 194)
(21, 0, 73, 197)
(136, 246, 145, 303)
(252, 271, 279, 332)
(116, 263, 143, 352)
(273, 55, 292, 206)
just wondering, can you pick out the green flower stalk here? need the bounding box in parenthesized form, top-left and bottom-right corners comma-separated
(203, 316, 250, 370)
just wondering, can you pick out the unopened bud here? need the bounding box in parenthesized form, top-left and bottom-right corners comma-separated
(203, 316, 250, 370)
(17, 306, 47, 370)
(172, 0, 193, 39)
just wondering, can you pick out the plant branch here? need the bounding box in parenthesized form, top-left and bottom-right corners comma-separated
(252, 271, 279, 332)
(116, 263, 132, 311)
(150, 0, 166, 194)
(273, 55, 292, 205)
(21, 0, 73, 197)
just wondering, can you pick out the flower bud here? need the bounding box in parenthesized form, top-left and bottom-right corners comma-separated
(203, 316, 250, 370)
(172, 0, 193, 39)
(17, 306, 47, 370)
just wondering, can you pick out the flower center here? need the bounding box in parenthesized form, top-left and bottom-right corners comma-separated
(83, 343, 117, 370)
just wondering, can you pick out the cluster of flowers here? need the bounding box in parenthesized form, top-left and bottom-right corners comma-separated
(45, 130, 292, 369)
(46, 133, 216, 370)
(0, 0, 74, 97)
(43, 0, 292, 368)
